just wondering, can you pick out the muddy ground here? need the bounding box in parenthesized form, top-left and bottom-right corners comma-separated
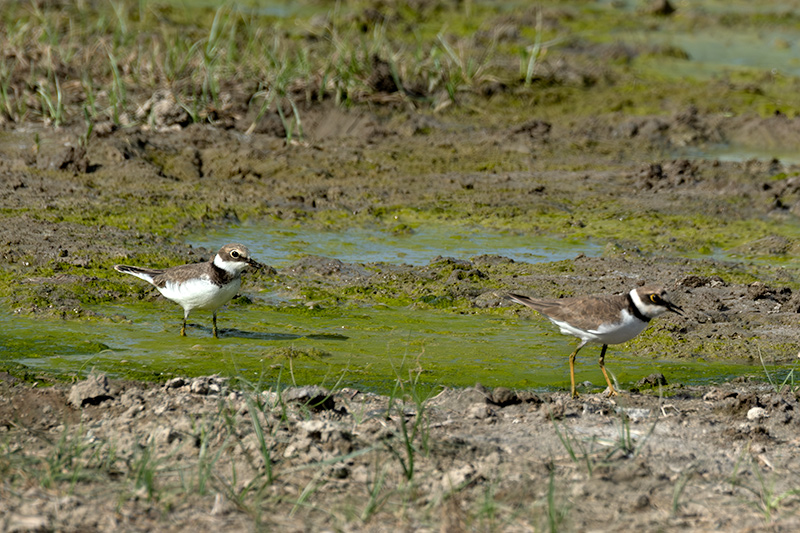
(5, 3, 800, 532)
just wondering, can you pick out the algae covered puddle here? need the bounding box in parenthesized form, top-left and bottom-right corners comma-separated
(188, 222, 603, 267)
(1, 305, 772, 396)
(3, 223, 790, 393)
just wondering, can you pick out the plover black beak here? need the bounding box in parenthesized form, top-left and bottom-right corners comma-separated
(247, 257, 265, 270)
(666, 301, 683, 316)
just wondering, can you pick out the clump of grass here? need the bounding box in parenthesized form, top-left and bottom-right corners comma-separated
(545, 465, 570, 533)
(128, 441, 161, 501)
(671, 462, 697, 516)
(382, 351, 436, 482)
(42, 424, 105, 489)
(359, 458, 392, 521)
(36, 74, 64, 127)
(550, 410, 598, 476)
(759, 348, 799, 394)
(550, 398, 661, 476)
(728, 447, 800, 524)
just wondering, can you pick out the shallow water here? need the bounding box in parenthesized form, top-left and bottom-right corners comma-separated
(5, 219, 783, 394)
(599, 0, 800, 79)
(1, 302, 771, 395)
(652, 30, 800, 78)
(188, 222, 603, 267)
(682, 144, 800, 165)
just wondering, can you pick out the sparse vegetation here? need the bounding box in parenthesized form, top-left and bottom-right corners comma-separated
(0, 0, 563, 131)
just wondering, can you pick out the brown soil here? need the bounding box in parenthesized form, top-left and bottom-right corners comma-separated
(2, 372, 800, 531)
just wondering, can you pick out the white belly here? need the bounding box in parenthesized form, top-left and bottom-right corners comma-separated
(590, 317, 649, 345)
(552, 311, 649, 345)
(158, 278, 241, 313)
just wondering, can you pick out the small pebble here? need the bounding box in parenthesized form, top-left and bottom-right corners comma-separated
(746, 407, 768, 421)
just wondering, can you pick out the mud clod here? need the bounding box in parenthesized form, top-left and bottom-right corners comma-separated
(68, 372, 113, 407)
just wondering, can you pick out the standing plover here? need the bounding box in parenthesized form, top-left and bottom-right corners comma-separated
(115, 244, 262, 338)
(505, 286, 682, 397)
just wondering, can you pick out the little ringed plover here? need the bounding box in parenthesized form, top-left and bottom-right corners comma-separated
(115, 244, 262, 338)
(505, 286, 683, 398)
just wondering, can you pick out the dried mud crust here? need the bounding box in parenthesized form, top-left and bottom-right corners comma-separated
(1, 374, 799, 531)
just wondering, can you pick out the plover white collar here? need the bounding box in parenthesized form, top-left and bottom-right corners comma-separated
(115, 244, 263, 338)
(505, 285, 683, 398)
